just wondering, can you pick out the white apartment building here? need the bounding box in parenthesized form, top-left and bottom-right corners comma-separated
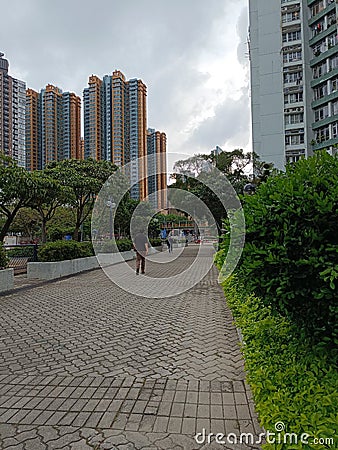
(249, 0, 338, 169)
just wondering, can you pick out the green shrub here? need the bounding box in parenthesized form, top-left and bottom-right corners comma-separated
(220, 275, 337, 450)
(116, 238, 133, 252)
(0, 245, 8, 269)
(6, 246, 36, 258)
(38, 240, 93, 262)
(80, 241, 94, 256)
(47, 226, 74, 242)
(234, 151, 338, 342)
(96, 239, 133, 253)
(149, 238, 162, 247)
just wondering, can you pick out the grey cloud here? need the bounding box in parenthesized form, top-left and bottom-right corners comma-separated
(1, 0, 249, 156)
(186, 88, 250, 153)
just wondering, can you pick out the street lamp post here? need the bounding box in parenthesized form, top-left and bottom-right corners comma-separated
(106, 197, 116, 240)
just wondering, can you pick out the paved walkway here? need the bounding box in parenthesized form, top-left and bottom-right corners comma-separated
(0, 246, 262, 449)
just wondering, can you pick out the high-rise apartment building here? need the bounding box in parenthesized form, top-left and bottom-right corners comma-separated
(41, 84, 63, 166)
(83, 75, 103, 161)
(63, 92, 81, 160)
(80, 137, 84, 159)
(249, 0, 338, 169)
(26, 88, 40, 170)
(83, 70, 149, 200)
(0, 52, 26, 167)
(147, 128, 167, 210)
(26, 84, 81, 170)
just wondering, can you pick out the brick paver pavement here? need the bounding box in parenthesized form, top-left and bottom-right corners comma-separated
(0, 246, 262, 449)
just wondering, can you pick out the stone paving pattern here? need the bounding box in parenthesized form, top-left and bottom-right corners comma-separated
(0, 247, 262, 449)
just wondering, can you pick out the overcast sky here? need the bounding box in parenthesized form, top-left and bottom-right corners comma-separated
(1, 0, 251, 167)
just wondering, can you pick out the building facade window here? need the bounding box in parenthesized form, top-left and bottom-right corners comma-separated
(310, 0, 325, 18)
(282, 11, 300, 23)
(314, 83, 328, 99)
(285, 112, 304, 124)
(314, 105, 329, 121)
(315, 125, 330, 142)
(283, 71, 302, 83)
(282, 30, 301, 42)
(284, 92, 303, 104)
(285, 133, 305, 145)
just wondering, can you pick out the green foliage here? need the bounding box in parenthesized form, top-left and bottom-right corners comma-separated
(219, 275, 337, 450)
(173, 148, 253, 194)
(8, 208, 41, 240)
(232, 151, 338, 342)
(45, 158, 117, 241)
(38, 240, 94, 262)
(30, 171, 72, 243)
(114, 195, 139, 235)
(116, 239, 133, 252)
(96, 239, 133, 253)
(149, 238, 162, 247)
(0, 245, 8, 269)
(79, 241, 94, 256)
(169, 149, 261, 229)
(0, 156, 39, 241)
(223, 276, 338, 449)
(5, 246, 36, 258)
(155, 213, 189, 224)
(46, 207, 75, 242)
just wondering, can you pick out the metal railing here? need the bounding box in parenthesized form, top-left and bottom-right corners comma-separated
(4, 244, 38, 275)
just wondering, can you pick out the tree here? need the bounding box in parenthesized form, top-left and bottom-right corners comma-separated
(114, 194, 139, 236)
(170, 149, 275, 230)
(9, 208, 40, 241)
(252, 152, 275, 184)
(30, 171, 71, 243)
(0, 156, 37, 242)
(172, 149, 253, 195)
(173, 155, 210, 176)
(45, 159, 117, 241)
(46, 207, 76, 241)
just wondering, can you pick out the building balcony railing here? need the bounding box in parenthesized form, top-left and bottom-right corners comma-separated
(308, 1, 336, 27)
(310, 43, 338, 67)
(312, 90, 338, 109)
(312, 113, 338, 130)
(311, 67, 338, 88)
(309, 23, 336, 47)
(311, 137, 338, 151)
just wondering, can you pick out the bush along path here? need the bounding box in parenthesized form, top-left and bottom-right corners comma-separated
(215, 151, 338, 449)
(217, 275, 337, 450)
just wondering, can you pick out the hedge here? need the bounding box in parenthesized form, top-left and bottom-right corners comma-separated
(219, 275, 337, 450)
(0, 245, 8, 269)
(38, 240, 94, 262)
(233, 151, 338, 343)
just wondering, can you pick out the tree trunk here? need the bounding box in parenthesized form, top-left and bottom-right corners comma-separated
(0, 210, 18, 242)
(73, 227, 79, 242)
(41, 219, 47, 243)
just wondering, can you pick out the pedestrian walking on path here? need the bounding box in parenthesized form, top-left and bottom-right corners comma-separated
(133, 229, 149, 274)
(167, 235, 173, 253)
